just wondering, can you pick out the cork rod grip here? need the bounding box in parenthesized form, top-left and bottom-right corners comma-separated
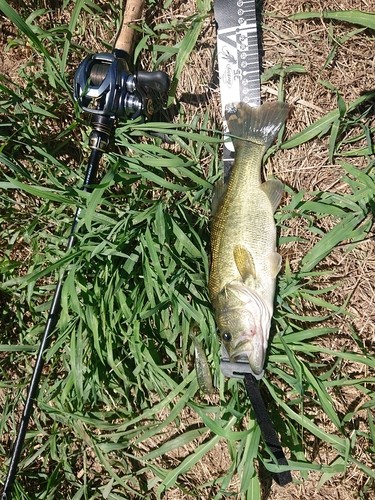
(115, 0, 144, 56)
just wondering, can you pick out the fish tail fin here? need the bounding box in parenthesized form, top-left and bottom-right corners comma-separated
(225, 101, 289, 150)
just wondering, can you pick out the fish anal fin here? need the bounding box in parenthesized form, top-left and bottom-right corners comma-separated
(268, 251, 282, 278)
(261, 179, 284, 213)
(233, 245, 256, 282)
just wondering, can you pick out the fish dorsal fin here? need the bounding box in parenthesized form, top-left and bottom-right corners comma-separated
(261, 179, 284, 213)
(233, 245, 256, 282)
(211, 180, 228, 216)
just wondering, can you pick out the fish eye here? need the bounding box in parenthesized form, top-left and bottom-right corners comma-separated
(222, 331, 232, 342)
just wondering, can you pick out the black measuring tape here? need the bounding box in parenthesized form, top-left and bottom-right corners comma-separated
(221, 347, 292, 486)
(243, 373, 292, 486)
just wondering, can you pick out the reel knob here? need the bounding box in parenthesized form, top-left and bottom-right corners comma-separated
(135, 71, 170, 93)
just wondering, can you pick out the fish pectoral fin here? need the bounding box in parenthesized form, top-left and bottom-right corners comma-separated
(261, 179, 284, 213)
(211, 180, 228, 216)
(233, 245, 256, 282)
(268, 251, 282, 277)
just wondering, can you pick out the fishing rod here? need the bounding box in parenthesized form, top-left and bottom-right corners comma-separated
(1, 1, 169, 497)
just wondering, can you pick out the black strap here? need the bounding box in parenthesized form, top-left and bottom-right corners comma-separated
(243, 373, 292, 486)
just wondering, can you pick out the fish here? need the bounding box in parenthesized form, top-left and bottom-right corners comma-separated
(209, 101, 289, 377)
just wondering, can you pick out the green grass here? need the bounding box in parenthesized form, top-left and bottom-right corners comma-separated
(1, 1, 375, 499)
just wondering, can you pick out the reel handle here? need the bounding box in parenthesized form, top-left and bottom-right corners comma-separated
(115, 0, 144, 58)
(135, 70, 170, 93)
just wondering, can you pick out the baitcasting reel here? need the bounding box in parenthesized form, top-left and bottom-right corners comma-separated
(73, 52, 170, 120)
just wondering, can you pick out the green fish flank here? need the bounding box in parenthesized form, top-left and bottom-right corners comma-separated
(209, 101, 289, 376)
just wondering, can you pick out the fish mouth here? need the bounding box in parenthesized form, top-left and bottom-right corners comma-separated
(231, 338, 252, 356)
(230, 340, 264, 375)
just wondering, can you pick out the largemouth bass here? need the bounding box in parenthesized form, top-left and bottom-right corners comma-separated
(209, 101, 289, 377)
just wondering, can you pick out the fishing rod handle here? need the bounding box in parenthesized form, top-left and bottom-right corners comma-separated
(115, 0, 144, 57)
